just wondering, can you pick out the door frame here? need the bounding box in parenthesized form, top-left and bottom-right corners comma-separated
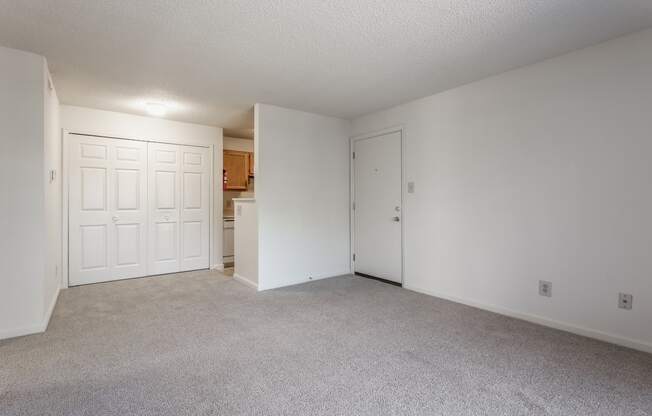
(62, 129, 220, 288)
(349, 126, 406, 285)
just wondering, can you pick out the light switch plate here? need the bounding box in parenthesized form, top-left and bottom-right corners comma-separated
(407, 181, 415, 194)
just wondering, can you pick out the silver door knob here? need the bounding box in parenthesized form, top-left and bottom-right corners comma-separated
(112, 216, 119, 222)
(164, 215, 170, 221)
(392, 216, 400, 222)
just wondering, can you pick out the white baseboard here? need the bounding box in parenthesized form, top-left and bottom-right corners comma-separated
(0, 287, 60, 341)
(404, 284, 652, 355)
(0, 321, 45, 340)
(233, 273, 258, 290)
(258, 270, 351, 291)
(211, 263, 225, 271)
(43, 287, 60, 332)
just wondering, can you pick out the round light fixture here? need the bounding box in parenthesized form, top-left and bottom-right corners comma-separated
(146, 102, 167, 117)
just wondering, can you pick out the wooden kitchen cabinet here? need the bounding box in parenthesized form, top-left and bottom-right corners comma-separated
(248, 152, 254, 177)
(223, 150, 249, 190)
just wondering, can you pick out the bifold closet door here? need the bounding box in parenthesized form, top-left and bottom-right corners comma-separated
(148, 143, 210, 274)
(68, 135, 148, 286)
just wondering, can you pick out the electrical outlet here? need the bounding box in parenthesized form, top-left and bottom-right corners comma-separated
(407, 181, 415, 194)
(618, 293, 633, 310)
(539, 280, 552, 297)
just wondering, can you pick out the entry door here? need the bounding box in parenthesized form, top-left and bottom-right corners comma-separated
(148, 143, 210, 274)
(353, 131, 402, 283)
(68, 135, 148, 286)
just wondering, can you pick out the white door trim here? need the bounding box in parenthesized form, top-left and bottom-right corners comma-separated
(62, 130, 220, 288)
(349, 125, 406, 285)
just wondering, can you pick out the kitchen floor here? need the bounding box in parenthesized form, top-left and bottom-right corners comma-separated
(1, 270, 650, 415)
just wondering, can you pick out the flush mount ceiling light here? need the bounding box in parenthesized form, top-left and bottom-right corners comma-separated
(145, 102, 167, 117)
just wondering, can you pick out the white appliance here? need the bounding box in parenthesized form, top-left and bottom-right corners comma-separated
(223, 218, 235, 262)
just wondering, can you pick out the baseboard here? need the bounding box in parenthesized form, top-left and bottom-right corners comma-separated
(404, 284, 652, 355)
(211, 263, 225, 271)
(257, 271, 352, 291)
(0, 321, 45, 340)
(233, 273, 258, 290)
(43, 287, 60, 332)
(0, 287, 60, 341)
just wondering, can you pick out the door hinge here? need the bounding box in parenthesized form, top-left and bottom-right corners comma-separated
(352, 152, 356, 159)
(353, 253, 356, 261)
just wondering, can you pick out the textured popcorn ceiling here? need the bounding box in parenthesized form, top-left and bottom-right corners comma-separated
(1, 1, 652, 130)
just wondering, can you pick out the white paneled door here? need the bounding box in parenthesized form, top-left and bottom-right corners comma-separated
(69, 135, 211, 286)
(148, 143, 210, 275)
(353, 131, 402, 283)
(68, 135, 148, 285)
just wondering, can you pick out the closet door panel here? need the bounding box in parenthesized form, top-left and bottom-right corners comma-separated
(148, 143, 181, 275)
(179, 145, 210, 271)
(69, 135, 147, 286)
(111, 139, 148, 279)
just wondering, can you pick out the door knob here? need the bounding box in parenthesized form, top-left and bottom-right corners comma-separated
(112, 216, 119, 222)
(164, 215, 170, 221)
(392, 216, 400, 222)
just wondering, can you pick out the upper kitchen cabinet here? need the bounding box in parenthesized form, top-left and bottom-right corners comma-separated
(224, 150, 249, 190)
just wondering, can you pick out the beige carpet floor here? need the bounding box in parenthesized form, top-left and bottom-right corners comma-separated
(1, 270, 651, 415)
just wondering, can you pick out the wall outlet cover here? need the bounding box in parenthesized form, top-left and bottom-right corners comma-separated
(618, 293, 633, 310)
(539, 280, 552, 297)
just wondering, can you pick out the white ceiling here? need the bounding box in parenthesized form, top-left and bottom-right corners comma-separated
(1, 1, 652, 132)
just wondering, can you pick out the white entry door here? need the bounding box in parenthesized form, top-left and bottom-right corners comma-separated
(353, 131, 402, 283)
(148, 143, 210, 274)
(68, 135, 148, 286)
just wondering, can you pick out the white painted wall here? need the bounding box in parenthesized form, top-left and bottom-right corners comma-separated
(224, 136, 254, 152)
(352, 28, 652, 353)
(255, 104, 351, 290)
(234, 199, 258, 288)
(61, 106, 223, 147)
(43, 63, 61, 321)
(60, 106, 224, 276)
(0, 46, 60, 339)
